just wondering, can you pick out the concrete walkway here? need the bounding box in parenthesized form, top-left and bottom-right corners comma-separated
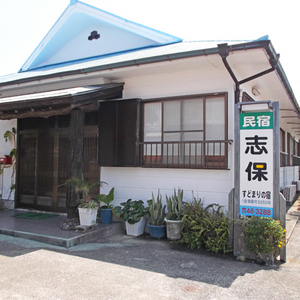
(0, 220, 299, 299)
(286, 197, 300, 240)
(0, 199, 299, 299)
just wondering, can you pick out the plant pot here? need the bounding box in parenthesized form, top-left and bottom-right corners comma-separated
(125, 217, 146, 236)
(101, 208, 112, 224)
(148, 224, 166, 239)
(78, 207, 98, 226)
(165, 219, 183, 241)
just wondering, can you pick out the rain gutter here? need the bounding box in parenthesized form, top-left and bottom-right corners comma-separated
(1, 40, 299, 116)
(217, 42, 280, 104)
(0, 40, 282, 88)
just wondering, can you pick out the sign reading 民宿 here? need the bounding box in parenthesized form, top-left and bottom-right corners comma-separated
(240, 111, 274, 217)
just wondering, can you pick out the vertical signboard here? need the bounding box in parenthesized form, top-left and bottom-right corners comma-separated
(239, 111, 274, 217)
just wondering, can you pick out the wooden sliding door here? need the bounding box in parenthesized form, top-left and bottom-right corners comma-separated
(17, 115, 99, 212)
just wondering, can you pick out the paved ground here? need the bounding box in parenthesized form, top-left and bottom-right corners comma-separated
(0, 219, 299, 299)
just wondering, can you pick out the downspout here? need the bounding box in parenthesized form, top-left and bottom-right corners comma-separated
(218, 43, 280, 103)
(219, 43, 280, 251)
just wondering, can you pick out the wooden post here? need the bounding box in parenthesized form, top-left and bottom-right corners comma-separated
(66, 108, 85, 219)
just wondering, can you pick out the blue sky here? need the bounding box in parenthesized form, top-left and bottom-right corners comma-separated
(0, 0, 299, 102)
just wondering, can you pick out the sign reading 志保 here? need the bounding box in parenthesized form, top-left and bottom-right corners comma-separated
(240, 111, 274, 217)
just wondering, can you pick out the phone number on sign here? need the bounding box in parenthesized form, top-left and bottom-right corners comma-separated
(240, 206, 272, 217)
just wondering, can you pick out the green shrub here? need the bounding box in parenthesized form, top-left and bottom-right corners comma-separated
(180, 197, 232, 254)
(180, 198, 209, 249)
(242, 216, 286, 257)
(203, 205, 232, 254)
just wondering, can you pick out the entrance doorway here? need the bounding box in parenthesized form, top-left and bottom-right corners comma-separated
(17, 113, 99, 212)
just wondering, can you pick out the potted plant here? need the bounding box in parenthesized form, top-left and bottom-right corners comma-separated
(64, 176, 105, 226)
(147, 191, 166, 239)
(97, 187, 114, 224)
(165, 188, 184, 241)
(114, 199, 149, 236)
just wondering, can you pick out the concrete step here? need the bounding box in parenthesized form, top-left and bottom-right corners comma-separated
(0, 209, 123, 248)
(0, 222, 123, 248)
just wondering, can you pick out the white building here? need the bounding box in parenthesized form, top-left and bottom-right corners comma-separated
(0, 1, 299, 216)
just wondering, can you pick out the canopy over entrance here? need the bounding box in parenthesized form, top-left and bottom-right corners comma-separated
(10, 82, 123, 216)
(0, 83, 123, 120)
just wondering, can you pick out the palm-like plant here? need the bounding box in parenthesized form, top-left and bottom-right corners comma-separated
(64, 177, 106, 209)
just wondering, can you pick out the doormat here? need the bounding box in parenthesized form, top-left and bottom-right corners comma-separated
(12, 212, 59, 220)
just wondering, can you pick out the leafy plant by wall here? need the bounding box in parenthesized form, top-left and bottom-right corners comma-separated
(203, 205, 232, 253)
(180, 197, 232, 254)
(180, 198, 210, 249)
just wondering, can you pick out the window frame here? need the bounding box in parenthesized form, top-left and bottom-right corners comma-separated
(280, 128, 287, 166)
(140, 92, 229, 169)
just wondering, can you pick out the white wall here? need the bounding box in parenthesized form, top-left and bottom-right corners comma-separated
(101, 167, 233, 211)
(100, 68, 236, 211)
(0, 119, 17, 202)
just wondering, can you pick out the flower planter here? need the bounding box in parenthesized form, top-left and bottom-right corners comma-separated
(78, 207, 98, 226)
(126, 217, 146, 236)
(101, 208, 112, 224)
(148, 224, 166, 239)
(165, 219, 183, 241)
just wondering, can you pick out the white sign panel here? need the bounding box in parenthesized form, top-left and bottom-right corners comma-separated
(239, 112, 274, 217)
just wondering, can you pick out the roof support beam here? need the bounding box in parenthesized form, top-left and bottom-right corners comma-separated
(218, 43, 279, 104)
